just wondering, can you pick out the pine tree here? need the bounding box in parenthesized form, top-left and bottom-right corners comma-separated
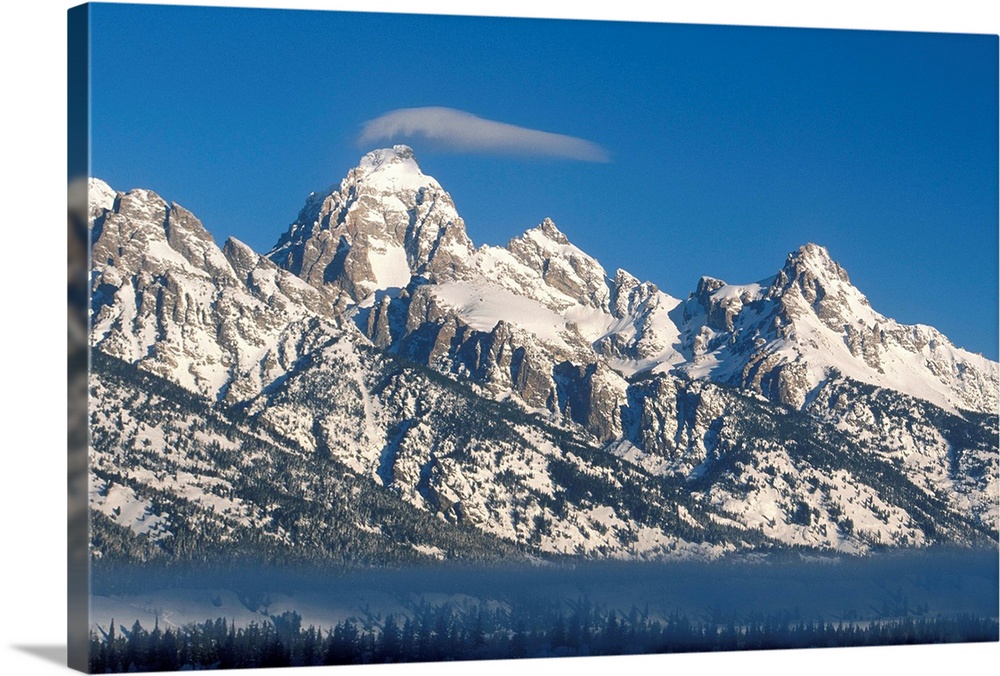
(379, 614, 401, 661)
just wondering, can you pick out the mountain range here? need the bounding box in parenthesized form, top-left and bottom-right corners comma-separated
(86, 145, 999, 564)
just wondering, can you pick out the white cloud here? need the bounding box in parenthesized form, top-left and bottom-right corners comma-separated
(358, 107, 610, 162)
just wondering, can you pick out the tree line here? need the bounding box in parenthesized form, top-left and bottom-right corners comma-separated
(89, 604, 998, 673)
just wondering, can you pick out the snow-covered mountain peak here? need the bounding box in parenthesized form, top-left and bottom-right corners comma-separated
(789, 241, 835, 264)
(695, 276, 727, 301)
(768, 243, 873, 332)
(492, 218, 612, 314)
(100, 187, 217, 254)
(528, 217, 572, 246)
(88, 177, 117, 219)
(221, 236, 260, 273)
(357, 144, 416, 171)
(784, 241, 851, 281)
(614, 268, 640, 287)
(351, 144, 442, 193)
(267, 147, 472, 302)
(671, 244, 999, 414)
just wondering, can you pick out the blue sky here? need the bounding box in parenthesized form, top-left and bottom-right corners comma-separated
(89, 3, 999, 359)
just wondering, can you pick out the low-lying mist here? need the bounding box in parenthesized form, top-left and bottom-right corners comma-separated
(90, 547, 998, 631)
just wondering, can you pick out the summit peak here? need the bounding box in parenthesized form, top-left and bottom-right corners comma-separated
(530, 217, 570, 245)
(790, 242, 832, 262)
(350, 145, 440, 193)
(781, 242, 851, 286)
(268, 144, 469, 299)
(359, 145, 416, 171)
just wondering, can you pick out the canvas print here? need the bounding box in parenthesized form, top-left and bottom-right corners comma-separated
(68, 3, 999, 673)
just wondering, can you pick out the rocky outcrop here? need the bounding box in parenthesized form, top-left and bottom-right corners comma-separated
(268, 146, 473, 301)
(500, 218, 612, 312)
(89, 184, 339, 403)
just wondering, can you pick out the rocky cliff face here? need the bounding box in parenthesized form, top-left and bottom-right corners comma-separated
(89, 180, 340, 403)
(267, 146, 474, 300)
(86, 149, 999, 562)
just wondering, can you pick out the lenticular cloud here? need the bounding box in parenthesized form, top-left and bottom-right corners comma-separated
(358, 107, 610, 162)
